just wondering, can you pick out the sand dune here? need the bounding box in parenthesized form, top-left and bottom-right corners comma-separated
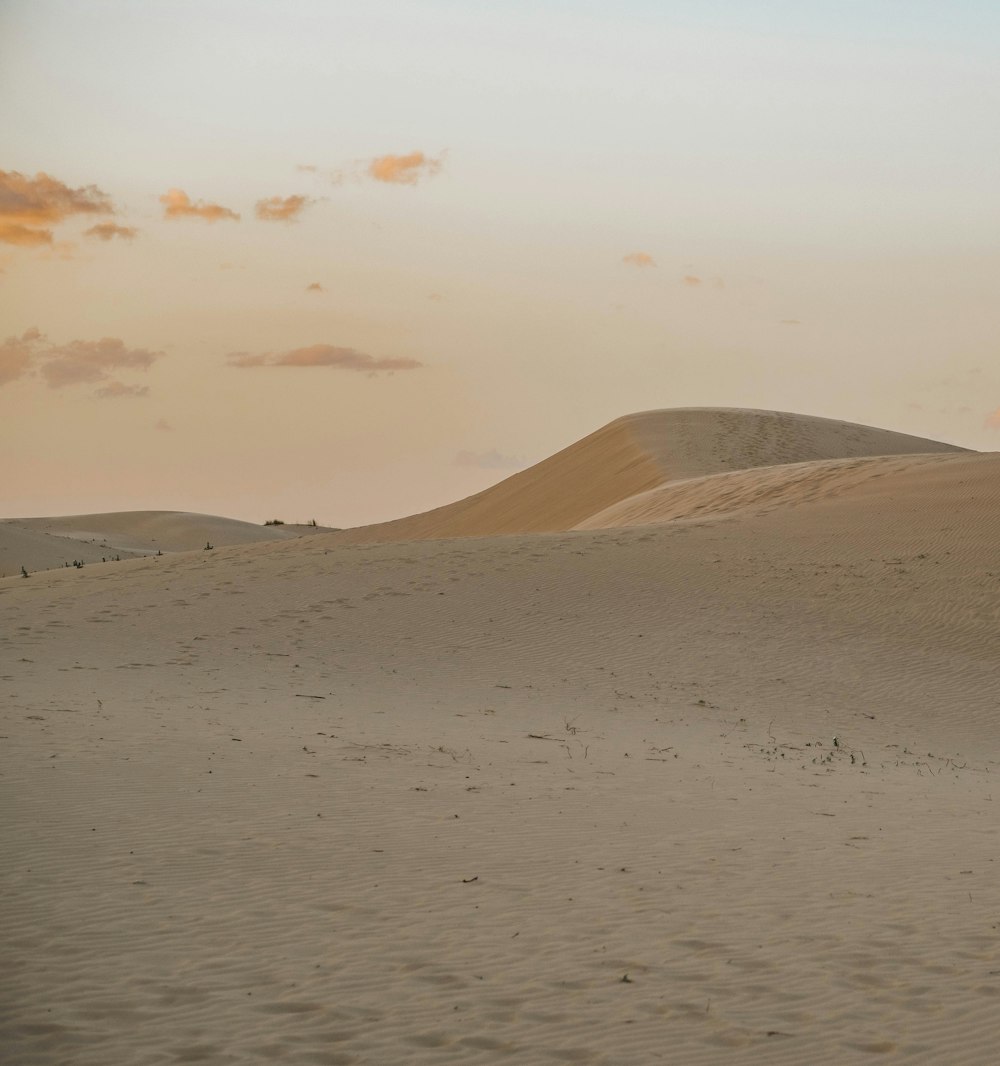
(577, 449, 987, 529)
(0, 511, 332, 577)
(2, 410, 998, 1065)
(332, 408, 967, 543)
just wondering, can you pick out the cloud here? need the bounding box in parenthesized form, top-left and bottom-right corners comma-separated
(85, 222, 138, 241)
(94, 380, 149, 399)
(0, 170, 114, 246)
(160, 188, 239, 222)
(0, 328, 40, 385)
(255, 195, 313, 222)
(0, 222, 54, 247)
(682, 275, 702, 286)
(227, 343, 422, 374)
(985, 408, 1000, 431)
(622, 252, 655, 268)
(780, 319, 801, 326)
(0, 327, 163, 391)
(368, 151, 443, 185)
(456, 449, 526, 471)
(305, 282, 323, 292)
(154, 418, 173, 431)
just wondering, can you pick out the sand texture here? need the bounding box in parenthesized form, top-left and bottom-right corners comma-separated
(2, 410, 999, 1065)
(1, 511, 332, 577)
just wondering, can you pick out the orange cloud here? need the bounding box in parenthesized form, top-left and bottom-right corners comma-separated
(85, 222, 138, 241)
(622, 252, 655, 268)
(0, 170, 114, 245)
(368, 151, 443, 185)
(255, 195, 313, 222)
(94, 381, 149, 399)
(985, 408, 1000, 430)
(305, 282, 323, 292)
(0, 328, 163, 391)
(160, 188, 239, 222)
(0, 222, 54, 247)
(0, 328, 40, 385)
(228, 343, 422, 373)
(682, 275, 702, 286)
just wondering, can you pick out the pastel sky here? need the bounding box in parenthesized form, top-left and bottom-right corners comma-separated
(2, 1, 999, 526)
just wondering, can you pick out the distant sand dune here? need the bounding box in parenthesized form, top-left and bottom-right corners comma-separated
(332, 408, 967, 543)
(0, 511, 331, 577)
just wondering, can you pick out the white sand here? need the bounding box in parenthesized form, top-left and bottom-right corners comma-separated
(2, 410, 998, 1065)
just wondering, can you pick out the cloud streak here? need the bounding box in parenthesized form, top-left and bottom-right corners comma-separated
(0, 328, 163, 393)
(368, 151, 443, 185)
(0, 170, 114, 246)
(85, 222, 138, 241)
(985, 407, 1000, 431)
(228, 343, 422, 374)
(622, 252, 655, 268)
(456, 449, 526, 470)
(255, 195, 313, 222)
(160, 188, 239, 222)
(94, 381, 149, 399)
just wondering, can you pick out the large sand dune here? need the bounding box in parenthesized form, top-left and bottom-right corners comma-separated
(331, 407, 967, 543)
(0, 511, 331, 577)
(2, 409, 998, 1065)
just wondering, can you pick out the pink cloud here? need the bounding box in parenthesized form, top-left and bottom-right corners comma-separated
(305, 282, 324, 292)
(682, 275, 702, 287)
(228, 343, 422, 374)
(160, 188, 239, 222)
(0, 328, 163, 392)
(985, 408, 1000, 431)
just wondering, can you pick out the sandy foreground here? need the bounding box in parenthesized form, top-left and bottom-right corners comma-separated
(2, 411, 999, 1065)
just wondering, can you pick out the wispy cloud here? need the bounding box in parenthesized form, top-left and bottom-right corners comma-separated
(0, 328, 39, 385)
(622, 252, 655, 268)
(682, 275, 702, 286)
(160, 188, 239, 222)
(985, 408, 1000, 431)
(368, 151, 442, 185)
(255, 195, 313, 222)
(227, 343, 422, 374)
(0, 170, 114, 246)
(305, 282, 323, 292)
(94, 380, 149, 399)
(456, 449, 526, 471)
(0, 327, 163, 393)
(85, 222, 138, 241)
(302, 151, 445, 188)
(154, 418, 173, 431)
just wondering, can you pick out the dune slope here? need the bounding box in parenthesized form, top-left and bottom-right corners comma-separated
(334, 408, 967, 543)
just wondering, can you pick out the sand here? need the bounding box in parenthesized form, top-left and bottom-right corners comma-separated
(0, 511, 333, 578)
(2, 409, 998, 1065)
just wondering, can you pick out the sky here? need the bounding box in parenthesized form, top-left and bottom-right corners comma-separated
(2, 0, 999, 526)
